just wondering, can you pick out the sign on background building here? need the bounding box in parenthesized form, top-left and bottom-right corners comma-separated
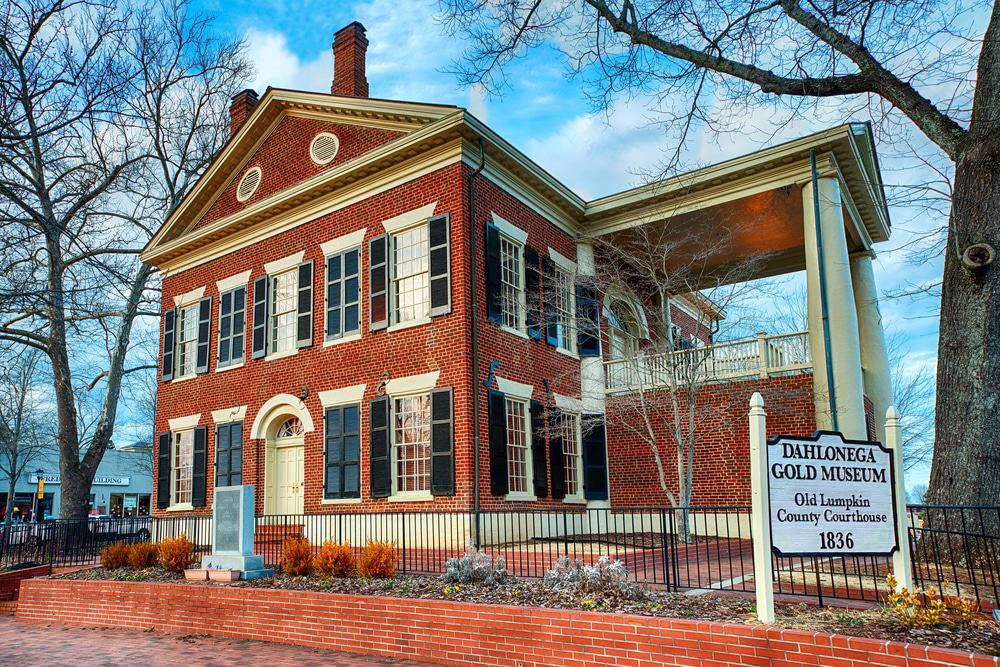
(767, 431, 897, 557)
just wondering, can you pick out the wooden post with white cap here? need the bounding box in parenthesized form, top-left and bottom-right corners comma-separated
(748, 392, 775, 623)
(885, 406, 914, 592)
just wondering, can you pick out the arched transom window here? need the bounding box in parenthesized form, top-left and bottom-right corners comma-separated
(275, 417, 304, 438)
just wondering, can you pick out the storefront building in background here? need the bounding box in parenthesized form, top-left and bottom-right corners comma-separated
(0, 447, 153, 521)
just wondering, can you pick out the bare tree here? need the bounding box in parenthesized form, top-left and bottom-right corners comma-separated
(0, 349, 55, 523)
(0, 0, 250, 519)
(440, 0, 1000, 506)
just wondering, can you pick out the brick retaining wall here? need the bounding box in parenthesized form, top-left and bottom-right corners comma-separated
(16, 578, 996, 666)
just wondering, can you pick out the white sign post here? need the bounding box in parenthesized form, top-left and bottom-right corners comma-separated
(747, 394, 912, 622)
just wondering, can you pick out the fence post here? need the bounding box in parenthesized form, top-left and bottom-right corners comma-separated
(885, 406, 914, 592)
(749, 392, 775, 623)
(756, 332, 769, 379)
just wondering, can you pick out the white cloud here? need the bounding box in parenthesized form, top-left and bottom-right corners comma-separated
(245, 28, 331, 92)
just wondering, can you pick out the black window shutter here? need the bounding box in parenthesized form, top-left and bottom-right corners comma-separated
(215, 423, 230, 488)
(484, 221, 503, 323)
(251, 275, 269, 359)
(324, 407, 343, 499)
(576, 281, 601, 357)
(218, 291, 232, 365)
(230, 423, 243, 486)
(487, 390, 508, 496)
(548, 411, 566, 500)
(369, 396, 391, 497)
(428, 213, 451, 316)
(192, 425, 208, 507)
(530, 400, 548, 498)
(195, 297, 212, 374)
(342, 404, 360, 497)
(430, 387, 454, 496)
(582, 414, 609, 501)
(296, 260, 314, 348)
(542, 256, 558, 347)
(156, 432, 171, 508)
(524, 246, 542, 340)
(369, 235, 388, 330)
(161, 308, 176, 382)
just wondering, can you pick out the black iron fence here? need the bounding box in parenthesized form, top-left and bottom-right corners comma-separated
(3, 504, 997, 610)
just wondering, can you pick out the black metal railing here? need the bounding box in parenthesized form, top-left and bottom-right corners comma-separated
(4, 504, 997, 611)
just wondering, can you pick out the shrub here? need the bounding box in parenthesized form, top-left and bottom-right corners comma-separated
(885, 574, 979, 628)
(441, 541, 508, 584)
(314, 540, 355, 578)
(100, 542, 130, 569)
(544, 555, 644, 601)
(280, 537, 313, 576)
(158, 534, 195, 572)
(358, 540, 396, 578)
(127, 542, 159, 569)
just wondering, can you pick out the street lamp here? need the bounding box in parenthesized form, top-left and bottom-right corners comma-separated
(33, 468, 44, 522)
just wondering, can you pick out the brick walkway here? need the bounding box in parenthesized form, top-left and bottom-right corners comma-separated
(0, 617, 438, 666)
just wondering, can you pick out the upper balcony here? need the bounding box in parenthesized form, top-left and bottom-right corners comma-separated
(603, 331, 812, 394)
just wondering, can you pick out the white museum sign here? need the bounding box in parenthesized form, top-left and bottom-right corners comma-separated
(767, 431, 898, 557)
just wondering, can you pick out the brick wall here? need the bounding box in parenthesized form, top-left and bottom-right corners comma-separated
(606, 374, 816, 506)
(16, 579, 989, 667)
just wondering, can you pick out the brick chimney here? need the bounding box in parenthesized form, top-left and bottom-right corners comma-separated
(229, 89, 259, 138)
(331, 22, 369, 97)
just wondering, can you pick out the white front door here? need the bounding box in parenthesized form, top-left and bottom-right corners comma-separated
(274, 444, 304, 515)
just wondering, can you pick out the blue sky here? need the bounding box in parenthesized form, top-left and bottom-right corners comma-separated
(187, 0, 943, 488)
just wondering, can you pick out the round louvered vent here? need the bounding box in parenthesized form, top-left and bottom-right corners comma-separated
(309, 132, 340, 165)
(236, 166, 262, 202)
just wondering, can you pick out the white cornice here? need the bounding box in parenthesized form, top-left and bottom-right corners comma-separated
(216, 270, 251, 294)
(382, 202, 437, 234)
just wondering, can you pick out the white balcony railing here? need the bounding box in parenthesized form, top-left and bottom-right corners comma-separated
(604, 331, 812, 393)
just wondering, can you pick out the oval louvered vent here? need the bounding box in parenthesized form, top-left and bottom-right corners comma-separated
(236, 167, 262, 202)
(310, 132, 340, 165)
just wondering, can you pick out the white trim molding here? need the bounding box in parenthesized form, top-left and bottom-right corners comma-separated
(250, 393, 316, 439)
(211, 405, 248, 424)
(168, 413, 201, 431)
(216, 270, 252, 294)
(548, 247, 577, 273)
(320, 228, 367, 256)
(264, 250, 305, 275)
(318, 383, 367, 408)
(553, 393, 583, 413)
(173, 286, 206, 309)
(385, 370, 440, 396)
(490, 212, 528, 245)
(381, 202, 437, 234)
(496, 376, 533, 400)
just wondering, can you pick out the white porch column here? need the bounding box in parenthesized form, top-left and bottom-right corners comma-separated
(851, 253, 893, 438)
(802, 177, 868, 439)
(577, 240, 609, 509)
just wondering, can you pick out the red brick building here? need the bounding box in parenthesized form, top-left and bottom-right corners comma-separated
(141, 23, 893, 522)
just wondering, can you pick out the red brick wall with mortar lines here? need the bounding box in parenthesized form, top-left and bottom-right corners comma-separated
(157, 163, 473, 515)
(196, 116, 402, 229)
(16, 579, 991, 667)
(470, 172, 584, 510)
(669, 301, 713, 346)
(864, 395, 876, 440)
(606, 373, 816, 506)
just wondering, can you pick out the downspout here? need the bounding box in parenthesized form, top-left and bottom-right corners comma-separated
(468, 137, 486, 547)
(810, 149, 839, 432)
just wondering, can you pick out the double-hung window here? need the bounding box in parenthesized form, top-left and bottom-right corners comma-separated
(172, 430, 194, 506)
(505, 397, 531, 495)
(551, 266, 575, 352)
(270, 269, 298, 354)
(392, 225, 430, 325)
(217, 287, 246, 368)
(499, 235, 524, 331)
(325, 248, 361, 341)
(393, 393, 432, 495)
(175, 305, 199, 378)
(558, 411, 583, 501)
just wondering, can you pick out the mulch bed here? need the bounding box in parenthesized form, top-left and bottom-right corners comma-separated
(55, 568, 999, 656)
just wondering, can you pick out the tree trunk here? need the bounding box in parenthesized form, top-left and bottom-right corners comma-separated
(926, 151, 1000, 508)
(4, 473, 16, 525)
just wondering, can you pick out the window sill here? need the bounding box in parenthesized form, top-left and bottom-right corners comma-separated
(323, 332, 362, 347)
(321, 497, 362, 505)
(556, 346, 579, 360)
(505, 492, 537, 502)
(264, 348, 298, 362)
(216, 361, 244, 373)
(562, 496, 587, 505)
(387, 316, 431, 333)
(388, 491, 433, 503)
(500, 324, 529, 340)
(166, 503, 194, 512)
(171, 374, 197, 384)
